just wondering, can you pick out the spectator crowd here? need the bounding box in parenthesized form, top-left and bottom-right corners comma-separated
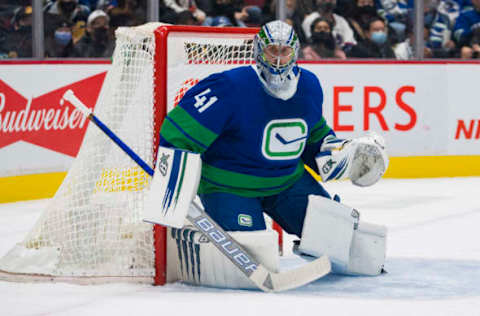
(1, 0, 480, 59)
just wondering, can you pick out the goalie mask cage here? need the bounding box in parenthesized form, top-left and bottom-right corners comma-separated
(0, 24, 282, 286)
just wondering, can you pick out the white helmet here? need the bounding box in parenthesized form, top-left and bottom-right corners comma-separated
(254, 20, 300, 92)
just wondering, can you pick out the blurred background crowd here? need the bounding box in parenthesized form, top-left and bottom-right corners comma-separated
(1, 0, 480, 59)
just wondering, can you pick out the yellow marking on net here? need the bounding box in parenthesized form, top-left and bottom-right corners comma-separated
(94, 167, 150, 193)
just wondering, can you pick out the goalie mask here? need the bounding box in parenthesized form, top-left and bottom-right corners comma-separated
(254, 20, 300, 95)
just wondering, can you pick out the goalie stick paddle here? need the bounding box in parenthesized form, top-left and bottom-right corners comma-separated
(188, 200, 330, 292)
(61, 89, 331, 292)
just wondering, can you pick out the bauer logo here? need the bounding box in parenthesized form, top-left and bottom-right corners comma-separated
(262, 119, 308, 160)
(0, 72, 106, 157)
(195, 216, 257, 274)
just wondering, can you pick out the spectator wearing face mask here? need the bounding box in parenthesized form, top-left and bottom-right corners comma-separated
(345, 0, 381, 44)
(45, 16, 75, 57)
(44, 0, 91, 23)
(376, 0, 412, 41)
(45, 0, 91, 43)
(302, 17, 347, 59)
(302, 0, 357, 50)
(347, 16, 396, 58)
(72, 9, 114, 57)
(0, 5, 33, 58)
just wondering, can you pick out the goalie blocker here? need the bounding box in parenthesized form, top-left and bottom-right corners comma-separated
(143, 146, 202, 228)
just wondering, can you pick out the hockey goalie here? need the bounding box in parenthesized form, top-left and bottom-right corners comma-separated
(144, 20, 389, 291)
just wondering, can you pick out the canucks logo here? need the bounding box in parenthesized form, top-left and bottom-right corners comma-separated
(238, 214, 253, 227)
(158, 153, 170, 176)
(262, 119, 308, 160)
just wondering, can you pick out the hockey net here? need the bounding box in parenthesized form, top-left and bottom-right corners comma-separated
(0, 24, 265, 285)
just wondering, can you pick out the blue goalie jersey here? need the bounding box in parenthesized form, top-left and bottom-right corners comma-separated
(160, 65, 333, 197)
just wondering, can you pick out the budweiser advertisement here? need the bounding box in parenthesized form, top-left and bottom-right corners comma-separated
(0, 62, 109, 177)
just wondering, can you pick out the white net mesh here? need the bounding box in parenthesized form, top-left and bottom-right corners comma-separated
(166, 30, 255, 111)
(0, 24, 258, 284)
(0, 24, 159, 282)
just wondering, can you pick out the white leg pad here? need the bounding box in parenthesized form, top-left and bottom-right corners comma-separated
(298, 195, 386, 276)
(166, 227, 279, 289)
(298, 195, 359, 272)
(348, 221, 387, 276)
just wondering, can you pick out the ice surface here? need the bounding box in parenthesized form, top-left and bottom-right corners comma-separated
(1, 178, 479, 316)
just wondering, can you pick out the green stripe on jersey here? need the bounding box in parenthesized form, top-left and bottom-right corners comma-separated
(160, 107, 218, 153)
(308, 118, 332, 144)
(198, 162, 305, 197)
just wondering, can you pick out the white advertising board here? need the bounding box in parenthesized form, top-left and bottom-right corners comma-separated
(1, 61, 479, 179)
(446, 65, 480, 155)
(307, 63, 449, 156)
(309, 63, 480, 156)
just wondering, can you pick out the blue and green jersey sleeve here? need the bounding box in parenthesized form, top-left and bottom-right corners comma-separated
(159, 72, 234, 153)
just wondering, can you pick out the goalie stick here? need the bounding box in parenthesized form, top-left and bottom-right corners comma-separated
(61, 89, 331, 292)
